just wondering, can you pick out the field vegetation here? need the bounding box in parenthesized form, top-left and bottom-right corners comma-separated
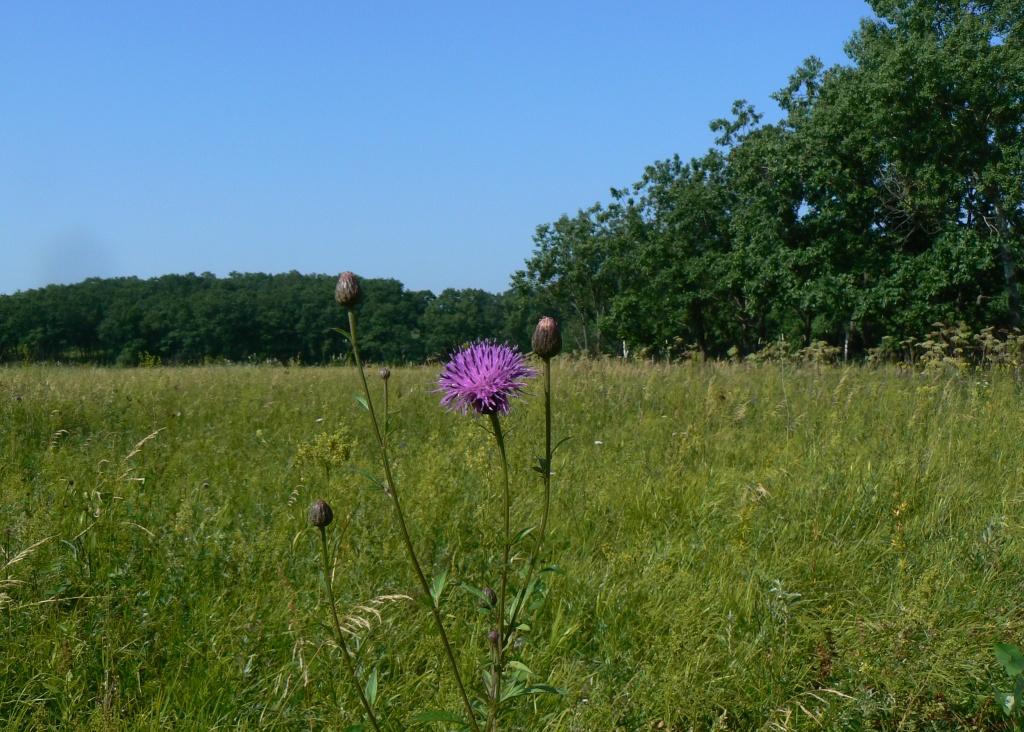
(2, 361, 1022, 729)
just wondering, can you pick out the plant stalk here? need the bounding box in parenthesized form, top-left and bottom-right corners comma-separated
(319, 527, 383, 732)
(486, 412, 512, 732)
(347, 308, 481, 732)
(509, 356, 553, 633)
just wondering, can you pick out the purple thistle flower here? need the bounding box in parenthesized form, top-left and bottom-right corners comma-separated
(438, 341, 535, 415)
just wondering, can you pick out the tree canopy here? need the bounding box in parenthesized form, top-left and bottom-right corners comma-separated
(516, 0, 1024, 357)
(0, 273, 524, 365)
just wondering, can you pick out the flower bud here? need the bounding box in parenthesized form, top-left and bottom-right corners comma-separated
(487, 628, 500, 648)
(334, 272, 363, 307)
(379, 367, 391, 381)
(480, 586, 497, 609)
(532, 316, 562, 359)
(308, 499, 334, 528)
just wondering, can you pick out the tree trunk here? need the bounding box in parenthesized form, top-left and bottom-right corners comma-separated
(985, 187, 1021, 328)
(996, 231, 1022, 329)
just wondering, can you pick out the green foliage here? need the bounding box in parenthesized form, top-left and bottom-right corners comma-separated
(516, 0, 1024, 359)
(0, 273, 522, 366)
(2, 362, 1023, 728)
(995, 642, 1024, 726)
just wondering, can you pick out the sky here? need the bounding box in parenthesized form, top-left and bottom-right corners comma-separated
(1, 1, 873, 296)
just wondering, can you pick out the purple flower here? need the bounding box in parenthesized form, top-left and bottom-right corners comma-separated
(438, 341, 535, 415)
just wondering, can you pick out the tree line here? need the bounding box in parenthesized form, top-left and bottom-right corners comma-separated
(513, 0, 1024, 358)
(1, 0, 1021, 364)
(0, 273, 536, 365)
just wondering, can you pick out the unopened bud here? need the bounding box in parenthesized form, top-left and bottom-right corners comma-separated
(487, 629, 500, 648)
(308, 499, 334, 528)
(532, 316, 562, 359)
(480, 586, 497, 609)
(379, 367, 391, 381)
(334, 272, 363, 307)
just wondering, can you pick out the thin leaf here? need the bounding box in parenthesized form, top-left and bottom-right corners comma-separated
(354, 468, 387, 492)
(499, 681, 527, 703)
(550, 436, 573, 456)
(459, 582, 489, 605)
(511, 526, 535, 545)
(365, 667, 378, 708)
(524, 683, 564, 696)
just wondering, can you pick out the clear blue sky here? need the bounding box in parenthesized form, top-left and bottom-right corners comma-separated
(1, 1, 872, 295)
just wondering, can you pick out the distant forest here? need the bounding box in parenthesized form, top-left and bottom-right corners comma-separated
(0, 274, 532, 365)
(2, 0, 1022, 364)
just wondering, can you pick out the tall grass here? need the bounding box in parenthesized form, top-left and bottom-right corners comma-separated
(1, 362, 1022, 729)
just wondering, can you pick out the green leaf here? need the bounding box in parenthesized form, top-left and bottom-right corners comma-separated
(459, 582, 488, 605)
(429, 567, 449, 607)
(996, 643, 1024, 678)
(499, 681, 527, 703)
(365, 667, 378, 708)
(523, 683, 564, 696)
(505, 660, 533, 677)
(551, 436, 573, 455)
(353, 394, 369, 411)
(344, 725, 365, 732)
(511, 526, 535, 545)
(354, 468, 386, 492)
(998, 691, 1015, 716)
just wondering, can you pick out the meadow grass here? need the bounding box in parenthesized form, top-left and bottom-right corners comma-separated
(1, 361, 1022, 730)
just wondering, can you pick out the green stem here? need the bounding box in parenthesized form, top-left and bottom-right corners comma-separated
(486, 412, 511, 732)
(319, 528, 383, 732)
(382, 376, 390, 451)
(509, 356, 553, 633)
(347, 308, 481, 732)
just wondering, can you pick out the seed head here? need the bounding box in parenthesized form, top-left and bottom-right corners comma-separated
(334, 272, 363, 308)
(532, 316, 562, 359)
(379, 367, 391, 381)
(308, 499, 334, 528)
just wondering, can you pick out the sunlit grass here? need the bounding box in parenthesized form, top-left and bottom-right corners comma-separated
(1, 362, 1022, 729)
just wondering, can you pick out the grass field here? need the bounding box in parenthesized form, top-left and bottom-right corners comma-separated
(2, 362, 1023, 730)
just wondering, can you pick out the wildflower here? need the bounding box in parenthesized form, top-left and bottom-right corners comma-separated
(438, 341, 535, 415)
(531, 316, 562, 359)
(308, 499, 334, 528)
(335, 271, 363, 307)
(379, 367, 391, 381)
